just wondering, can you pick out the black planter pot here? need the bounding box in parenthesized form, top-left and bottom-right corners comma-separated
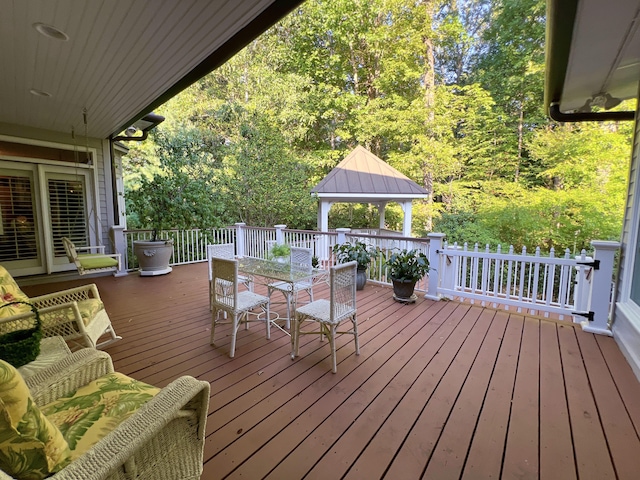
(356, 268, 367, 291)
(391, 278, 417, 300)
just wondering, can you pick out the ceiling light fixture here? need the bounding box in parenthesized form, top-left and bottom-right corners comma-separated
(33, 22, 69, 41)
(29, 88, 52, 97)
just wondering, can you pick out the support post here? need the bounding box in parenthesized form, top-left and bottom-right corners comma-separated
(581, 240, 620, 336)
(336, 228, 350, 245)
(425, 233, 445, 301)
(109, 225, 128, 277)
(401, 201, 413, 237)
(274, 224, 287, 246)
(235, 222, 246, 257)
(378, 203, 386, 231)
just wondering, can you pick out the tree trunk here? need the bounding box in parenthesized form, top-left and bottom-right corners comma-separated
(515, 101, 524, 182)
(422, 0, 436, 232)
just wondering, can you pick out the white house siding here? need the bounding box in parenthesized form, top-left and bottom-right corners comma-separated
(613, 97, 640, 381)
(0, 122, 115, 275)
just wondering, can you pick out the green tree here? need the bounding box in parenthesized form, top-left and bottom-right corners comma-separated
(125, 128, 226, 238)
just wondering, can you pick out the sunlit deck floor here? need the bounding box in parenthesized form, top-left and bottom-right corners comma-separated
(21, 262, 640, 480)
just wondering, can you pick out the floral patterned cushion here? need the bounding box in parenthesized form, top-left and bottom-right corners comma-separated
(0, 359, 71, 479)
(0, 265, 31, 318)
(41, 372, 160, 460)
(39, 299, 104, 328)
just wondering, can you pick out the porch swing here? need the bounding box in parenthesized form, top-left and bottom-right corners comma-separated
(62, 109, 122, 276)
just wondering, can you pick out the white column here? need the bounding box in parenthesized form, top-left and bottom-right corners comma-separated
(109, 225, 128, 277)
(275, 224, 287, 245)
(425, 233, 446, 301)
(378, 203, 386, 231)
(581, 240, 620, 336)
(317, 200, 332, 261)
(401, 201, 413, 237)
(336, 228, 350, 245)
(235, 222, 246, 257)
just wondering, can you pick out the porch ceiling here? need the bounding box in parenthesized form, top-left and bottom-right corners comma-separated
(0, 0, 302, 140)
(546, 0, 640, 117)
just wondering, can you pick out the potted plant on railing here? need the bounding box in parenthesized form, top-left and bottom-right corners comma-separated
(386, 248, 430, 301)
(333, 241, 373, 290)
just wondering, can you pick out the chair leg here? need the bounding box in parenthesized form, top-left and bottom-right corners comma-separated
(328, 324, 338, 373)
(291, 313, 301, 358)
(210, 308, 218, 345)
(266, 302, 271, 340)
(275, 289, 292, 330)
(229, 312, 240, 358)
(352, 314, 360, 355)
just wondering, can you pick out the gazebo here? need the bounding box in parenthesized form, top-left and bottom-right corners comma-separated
(312, 145, 428, 237)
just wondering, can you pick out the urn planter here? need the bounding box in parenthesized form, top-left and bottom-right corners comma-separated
(356, 268, 367, 291)
(133, 239, 174, 276)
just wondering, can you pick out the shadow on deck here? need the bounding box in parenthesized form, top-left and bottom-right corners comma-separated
(21, 263, 640, 480)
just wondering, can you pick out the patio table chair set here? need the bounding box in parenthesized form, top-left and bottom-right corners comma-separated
(207, 243, 360, 372)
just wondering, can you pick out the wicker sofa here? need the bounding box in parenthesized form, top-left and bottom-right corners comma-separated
(0, 264, 121, 350)
(0, 349, 210, 480)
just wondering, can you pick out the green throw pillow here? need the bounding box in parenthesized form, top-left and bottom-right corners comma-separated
(0, 360, 71, 479)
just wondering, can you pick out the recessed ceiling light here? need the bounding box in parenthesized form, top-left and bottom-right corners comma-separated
(29, 88, 52, 97)
(33, 22, 69, 41)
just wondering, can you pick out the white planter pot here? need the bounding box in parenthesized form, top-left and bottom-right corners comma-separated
(133, 239, 174, 276)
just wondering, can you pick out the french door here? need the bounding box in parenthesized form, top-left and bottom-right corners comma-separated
(0, 160, 95, 276)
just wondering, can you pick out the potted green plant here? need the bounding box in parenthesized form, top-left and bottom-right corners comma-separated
(269, 243, 291, 263)
(386, 249, 430, 300)
(333, 241, 373, 290)
(125, 130, 227, 276)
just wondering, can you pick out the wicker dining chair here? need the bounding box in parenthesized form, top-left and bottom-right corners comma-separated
(267, 246, 314, 330)
(207, 243, 252, 311)
(210, 257, 271, 358)
(291, 260, 359, 373)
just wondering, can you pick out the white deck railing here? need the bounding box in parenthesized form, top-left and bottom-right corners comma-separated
(437, 243, 585, 318)
(119, 225, 619, 335)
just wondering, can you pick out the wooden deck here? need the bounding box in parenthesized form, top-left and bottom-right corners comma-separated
(21, 263, 640, 480)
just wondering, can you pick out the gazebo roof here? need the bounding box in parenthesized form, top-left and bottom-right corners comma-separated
(311, 145, 428, 203)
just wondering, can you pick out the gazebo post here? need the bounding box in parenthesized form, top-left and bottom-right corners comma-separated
(318, 200, 332, 261)
(401, 201, 413, 237)
(378, 203, 386, 232)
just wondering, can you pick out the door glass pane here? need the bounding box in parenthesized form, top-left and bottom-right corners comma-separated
(48, 176, 88, 257)
(0, 172, 39, 263)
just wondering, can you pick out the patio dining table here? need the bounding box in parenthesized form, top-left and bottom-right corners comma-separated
(237, 257, 327, 335)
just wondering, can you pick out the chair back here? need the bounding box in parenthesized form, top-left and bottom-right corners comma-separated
(330, 261, 357, 322)
(207, 243, 236, 281)
(290, 247, 313, 275)
(211, 257, 239, 311)
(61, 237, 78, 264)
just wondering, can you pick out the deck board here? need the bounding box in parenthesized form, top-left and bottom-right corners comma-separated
(18, 262, 640, 480)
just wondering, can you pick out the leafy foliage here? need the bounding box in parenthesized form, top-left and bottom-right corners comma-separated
(387, 249, 430, 282)
(333, 241, 374, 270)
(122, 0, 633, 254)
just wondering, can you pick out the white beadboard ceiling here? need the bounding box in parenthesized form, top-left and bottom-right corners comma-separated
(0, 0, 301, 139)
